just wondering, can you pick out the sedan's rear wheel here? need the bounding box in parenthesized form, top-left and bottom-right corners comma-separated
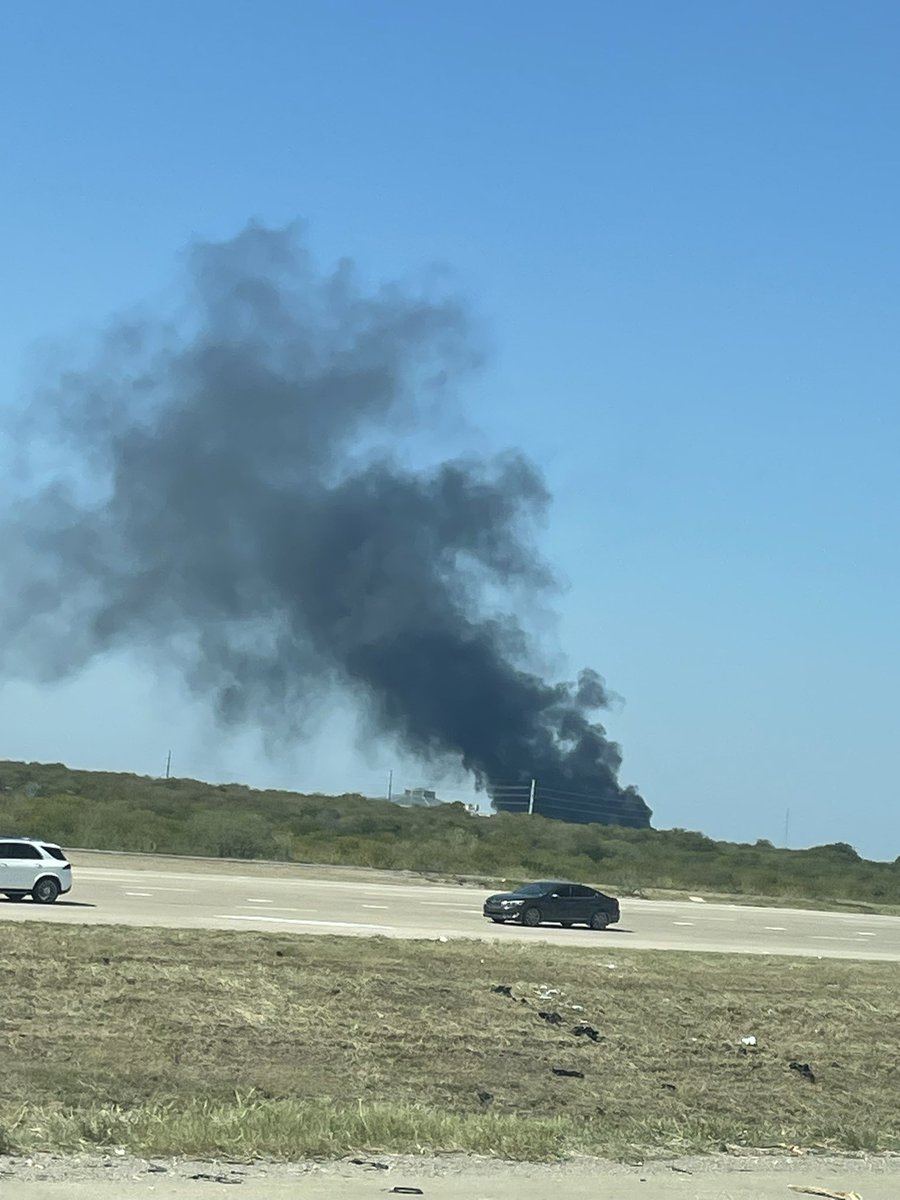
(32, 878, 61, 904)
(522, 906, 542, 928)
(589, 910, 609, 931)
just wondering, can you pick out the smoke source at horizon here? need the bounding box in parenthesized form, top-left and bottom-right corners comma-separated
(1, 223, 651, 828)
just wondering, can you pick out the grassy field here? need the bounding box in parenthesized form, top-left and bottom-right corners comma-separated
(1, 924, 899, 1160)
(2, 758, 899, 909)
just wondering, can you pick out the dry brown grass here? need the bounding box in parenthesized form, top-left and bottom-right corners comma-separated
(1, 924, 899, 1159)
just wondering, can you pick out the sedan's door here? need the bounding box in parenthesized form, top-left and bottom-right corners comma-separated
(570, 885, 600, 922)
(547, 884, 581, 923)
(539, 885, 569, 922)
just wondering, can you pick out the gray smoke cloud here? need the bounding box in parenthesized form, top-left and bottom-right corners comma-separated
(2, 222, 650, 827)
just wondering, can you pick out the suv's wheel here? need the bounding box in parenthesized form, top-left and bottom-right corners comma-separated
(32, 878, 61, 904)
(589, 910, 610, 931)
(522, 906, 542, 928)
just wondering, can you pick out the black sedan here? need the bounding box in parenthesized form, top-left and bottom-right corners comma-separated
(483, 880, 620, 930)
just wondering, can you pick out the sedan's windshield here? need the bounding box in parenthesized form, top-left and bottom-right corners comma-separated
(511, 882, 561, 897)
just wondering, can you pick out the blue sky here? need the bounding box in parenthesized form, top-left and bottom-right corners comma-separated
(2, 2, 898, 857)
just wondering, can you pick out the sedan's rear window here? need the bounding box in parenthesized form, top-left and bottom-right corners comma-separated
(41, 846, 67, 861)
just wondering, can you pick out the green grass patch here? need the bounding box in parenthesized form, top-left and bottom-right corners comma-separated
(1, 924, 899, 1159)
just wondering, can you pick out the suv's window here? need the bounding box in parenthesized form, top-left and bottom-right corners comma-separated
(7, 843, 42, 859)
(0, 842, 18, 857)
(41, 846, 67, 861)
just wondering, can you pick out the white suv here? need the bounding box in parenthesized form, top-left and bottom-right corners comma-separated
(0, 837, 73, 903)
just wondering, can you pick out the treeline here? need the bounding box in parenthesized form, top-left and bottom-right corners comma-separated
(0, 759, 897, 907)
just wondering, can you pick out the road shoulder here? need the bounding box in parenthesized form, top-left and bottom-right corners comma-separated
(2, 1152, 899, 1199)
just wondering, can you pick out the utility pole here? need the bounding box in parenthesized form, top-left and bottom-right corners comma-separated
(784, 806, 791, 848)
(387, 769, 393, 803)
(165, 750, 172, 780)
(528, 778, 536, 815)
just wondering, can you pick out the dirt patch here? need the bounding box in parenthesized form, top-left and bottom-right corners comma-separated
(2, 1152, 900, 1200)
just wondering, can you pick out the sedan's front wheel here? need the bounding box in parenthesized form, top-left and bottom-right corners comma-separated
(522, 907, 542, 928)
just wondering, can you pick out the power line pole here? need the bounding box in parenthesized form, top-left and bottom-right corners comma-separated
(528, 778, 536, 815)
(387, 769, 393, 803)
(784, 806, 791, 848)
(165, 750, 172, 779)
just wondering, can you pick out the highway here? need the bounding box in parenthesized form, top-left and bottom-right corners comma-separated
(2, 850, 899, 961)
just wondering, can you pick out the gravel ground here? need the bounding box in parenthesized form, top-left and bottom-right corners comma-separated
(2, 1151, 899, 1199)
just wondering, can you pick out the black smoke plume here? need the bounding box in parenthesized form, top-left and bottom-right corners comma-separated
(2, 223, 650, 828)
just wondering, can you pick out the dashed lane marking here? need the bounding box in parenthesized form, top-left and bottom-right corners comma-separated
(236, 906, 311, 913)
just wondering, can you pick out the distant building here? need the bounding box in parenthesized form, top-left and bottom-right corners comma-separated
(396, 787, 443, 808)
(389, 787, 480, 816)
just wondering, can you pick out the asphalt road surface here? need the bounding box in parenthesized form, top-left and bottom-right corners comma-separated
(2, 851, 899, 961)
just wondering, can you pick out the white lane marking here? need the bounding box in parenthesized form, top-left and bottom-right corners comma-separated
(764, 926, 787, 932)
(811, 935, 858, 941)
(144, 887, 197, 893)
(244, 898, 273, 904)
(362, 904, 389, 909)
(235, 906, 311, 913)
(217, 915, 393, 931)
(421, 902, 475, 908)
(856, 932, 877, 937)
(125, 892, 153, 897)
(673, 921, 694, 926)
